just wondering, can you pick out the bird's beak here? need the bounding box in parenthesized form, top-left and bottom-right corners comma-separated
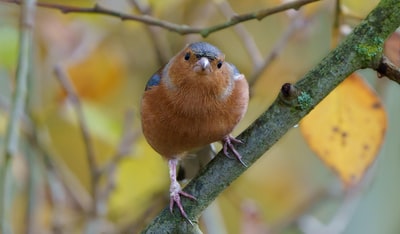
(194, 57, 211, 74)
(198, 57, 210, 69)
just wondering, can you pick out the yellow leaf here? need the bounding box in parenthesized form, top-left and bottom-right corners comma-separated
(61, 45, 126, 101)
(300, 73, 387, 186)
(108, 137, 169, 224)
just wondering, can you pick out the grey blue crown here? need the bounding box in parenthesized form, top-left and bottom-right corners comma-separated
(188, 42, 222, 60)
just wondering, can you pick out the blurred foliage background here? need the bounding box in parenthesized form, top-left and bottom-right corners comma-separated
(0, 0, 399, 233)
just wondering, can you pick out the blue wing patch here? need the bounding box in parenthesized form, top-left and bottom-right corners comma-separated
(226, 62, 240, 75)
(226, 62, 243, 80)
(145, 71, 161, 91)
(228, 63, 240, 76)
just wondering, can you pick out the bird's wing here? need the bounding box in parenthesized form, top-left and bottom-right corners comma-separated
(227, 62, 245, 80)
(145, 69, 162, 91)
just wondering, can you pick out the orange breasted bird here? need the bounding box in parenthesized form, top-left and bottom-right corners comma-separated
(141, 42, 249, 222)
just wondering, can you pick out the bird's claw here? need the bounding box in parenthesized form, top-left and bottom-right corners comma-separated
(170, 188, 197, 225)
(222, 135, 247, 166)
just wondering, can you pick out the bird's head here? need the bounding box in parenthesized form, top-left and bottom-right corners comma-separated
(164, 42, 240, 98)
(168, 42, 226, 78)
(185, 42, 225, 75)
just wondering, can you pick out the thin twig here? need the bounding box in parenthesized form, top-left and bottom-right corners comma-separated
(298, 183, 364, 234)
(129, 0, 171, 65)
(184, 1, 217, 43)
(1, 0, 321, 37)
(0, 0, 36, 233)
(54, 65, 98, 216)
(1, 0, 35, 161)
(376, 55, 400, 84)
(96, 110, 137, 177)
(214, 0, 263, 70)
(331, 0, 342, 48)
(0, 90, 92, 232)
(25, 150, 37, 234)
(25, 121, 93, 229)
(96, 110, 138, 216)
(248, 12, 306, 86)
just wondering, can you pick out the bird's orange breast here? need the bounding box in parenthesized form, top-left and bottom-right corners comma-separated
(141, 78, 248, 159)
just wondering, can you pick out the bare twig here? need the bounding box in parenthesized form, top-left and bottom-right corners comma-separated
(53, 65, 98, 216)
(25, 150, 38, 234)
(1, 0, 321, 37)
(330, 0, 342, 48)
(249, 12, 307, 86)
(94, 110, 138, 228)
(1, 0, 35, 162)
(0, 88, 93, 232)
(214, 0, 263, 70)
(0, 0, 36, 233)
(96, 110, 137, 177)
(184, 1, 217, 43)
(376, 55, 400, 84)
(298, 182, 366, 234)
(129, 0, 171, 65)
(25, 123, 93, 231)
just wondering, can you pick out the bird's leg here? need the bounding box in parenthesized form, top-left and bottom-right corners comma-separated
(221, 135, 247, 166)
(168, 158, 196, 224)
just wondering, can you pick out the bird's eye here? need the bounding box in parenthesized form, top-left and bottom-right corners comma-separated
(217, 61, 223, 69)
(184, 52, 191, 61)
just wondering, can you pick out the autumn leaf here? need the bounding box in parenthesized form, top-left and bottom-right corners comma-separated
(60, 45, 126, 101)
(300, 73, 387, 186)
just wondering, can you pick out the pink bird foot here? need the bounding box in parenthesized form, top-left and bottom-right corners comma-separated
(222, 135, 247, 166)
(168, 159, 196, 224)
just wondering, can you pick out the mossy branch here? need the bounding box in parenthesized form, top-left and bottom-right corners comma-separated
(142, 0, 400, 232)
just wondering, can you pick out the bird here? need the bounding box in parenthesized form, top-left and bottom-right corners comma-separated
(140, 41, 249, 222)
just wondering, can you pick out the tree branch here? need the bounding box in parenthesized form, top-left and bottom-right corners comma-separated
(0, 0, 36, 233)
(53, 65, 99, 216)
(1, 0, 321, 37)
(376, 55, 400, 84)
(142, 0, 400, 232)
